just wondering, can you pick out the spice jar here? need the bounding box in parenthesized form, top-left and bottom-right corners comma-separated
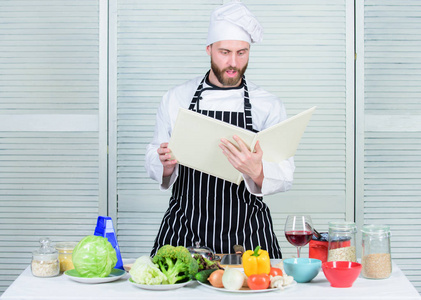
(31, 238, 60, 277)
(361, 225, 392, 279)
(327, 221, 357, 262)
(55, 241, 78, 272)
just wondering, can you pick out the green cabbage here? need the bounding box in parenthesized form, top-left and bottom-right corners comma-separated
(72, 235, 117, 278)
(129, 256, 168, 285)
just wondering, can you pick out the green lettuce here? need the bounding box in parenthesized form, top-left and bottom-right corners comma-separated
(129, 256, 168, 285)
(72, 235, 117, 278)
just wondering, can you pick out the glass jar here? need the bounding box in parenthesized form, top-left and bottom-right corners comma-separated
(31, 237, 60, 277)
(361, 225, 392, 279)
(327, 221, 357, 262)
(55, 241, 78, 272)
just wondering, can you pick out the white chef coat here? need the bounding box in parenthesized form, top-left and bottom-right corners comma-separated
(144, 75, 295, 196)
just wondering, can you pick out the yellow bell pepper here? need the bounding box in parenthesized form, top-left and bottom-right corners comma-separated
(242, 246, 271, 277)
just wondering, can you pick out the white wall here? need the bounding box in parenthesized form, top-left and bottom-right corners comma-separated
(0, 0, 420, 296)
(0, 0, 107, 294)
(355, 0, 421, 292)
(111, 0, 355, 261)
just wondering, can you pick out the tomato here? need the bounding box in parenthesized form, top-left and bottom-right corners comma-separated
(269, 267, 283, 277)
(247, 273, 271, 290)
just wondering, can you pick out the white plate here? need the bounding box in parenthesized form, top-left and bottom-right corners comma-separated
(198, 279, 296, 293)
(64, 268, 126, 284)
(129, 278, 192, 290)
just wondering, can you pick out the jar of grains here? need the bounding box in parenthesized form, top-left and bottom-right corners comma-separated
(31, 238, 59, 278)
(327, 221, 357, 262)
(55, 241, 78, 272)
(361, 225, 392, 279)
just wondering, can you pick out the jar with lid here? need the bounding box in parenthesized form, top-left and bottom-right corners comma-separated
(327, 221, 357, 262)
(31, 237, 60, 277)
(55, 241, 78, 272)
(361, 225, 392, 279)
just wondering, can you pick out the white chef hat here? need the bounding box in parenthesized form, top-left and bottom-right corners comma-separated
(206, 0, 263, 46)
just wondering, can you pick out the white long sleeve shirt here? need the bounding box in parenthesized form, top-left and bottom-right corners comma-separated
(144, 75, 295, 196)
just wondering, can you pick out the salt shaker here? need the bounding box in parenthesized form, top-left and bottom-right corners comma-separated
(31, 237, 60, 277)
(327, 221, 357, 262)
(361, 225, 392, 279)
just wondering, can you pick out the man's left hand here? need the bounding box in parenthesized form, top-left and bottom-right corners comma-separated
(219, 135, 264, 187)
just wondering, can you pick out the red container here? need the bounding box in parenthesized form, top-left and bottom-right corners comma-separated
(309, 240, 329, 263)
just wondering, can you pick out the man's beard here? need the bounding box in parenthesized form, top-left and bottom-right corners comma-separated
(211, 59, 248, 87)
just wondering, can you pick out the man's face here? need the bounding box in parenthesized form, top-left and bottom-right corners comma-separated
(206, 40, 250, 87)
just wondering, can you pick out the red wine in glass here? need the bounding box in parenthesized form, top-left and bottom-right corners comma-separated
(284, 215, 314, 258)
(285, 230, 313, 247)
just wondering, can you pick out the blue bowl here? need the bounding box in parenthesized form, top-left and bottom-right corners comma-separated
(283, 258, 322, 283)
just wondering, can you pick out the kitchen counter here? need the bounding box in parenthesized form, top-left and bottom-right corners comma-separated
(1, 261, 420, 300)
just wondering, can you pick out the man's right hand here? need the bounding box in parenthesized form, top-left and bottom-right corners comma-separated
(157, 142, 177, 177)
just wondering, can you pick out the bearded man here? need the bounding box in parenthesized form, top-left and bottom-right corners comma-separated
(145, 1, 295, 258)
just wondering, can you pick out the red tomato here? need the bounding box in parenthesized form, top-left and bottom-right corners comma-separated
(269, 267, 283, 277)
(247, 273, 271, 290)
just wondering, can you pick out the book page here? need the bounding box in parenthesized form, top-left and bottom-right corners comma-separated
(168, 108, 256, 184)
(256, 106, 316, 162)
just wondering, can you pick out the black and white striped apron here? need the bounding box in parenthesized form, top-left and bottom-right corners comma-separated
(151, 71, 282, 258)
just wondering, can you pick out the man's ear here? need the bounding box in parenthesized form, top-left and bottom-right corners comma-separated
(206, 45, 212, 56)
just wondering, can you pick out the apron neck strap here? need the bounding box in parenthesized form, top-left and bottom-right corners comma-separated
(188, 71, 254, 131)
(188, 70, 209, 111)
(242, 76, 253, 131)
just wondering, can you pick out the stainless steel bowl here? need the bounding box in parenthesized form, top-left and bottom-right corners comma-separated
(187, 241, 221, 261)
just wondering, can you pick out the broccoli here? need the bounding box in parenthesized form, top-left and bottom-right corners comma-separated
(152, 245, 199, 284)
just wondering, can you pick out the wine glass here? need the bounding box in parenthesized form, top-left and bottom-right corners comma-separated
(284, 215, 314, 258)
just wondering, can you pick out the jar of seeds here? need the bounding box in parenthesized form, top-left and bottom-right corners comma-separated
(55, 242, 78, 272)
(327, 221, 357, 262)
(361, 225, 392, 279)
(31, 238, 59, 278)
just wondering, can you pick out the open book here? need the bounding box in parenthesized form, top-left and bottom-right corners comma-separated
(168, 106, 316, 185)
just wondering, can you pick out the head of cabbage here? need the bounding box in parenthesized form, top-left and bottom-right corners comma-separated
(72, 235, 117, 278)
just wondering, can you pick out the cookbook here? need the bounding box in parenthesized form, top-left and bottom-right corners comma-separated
(168, 106, 316, 185)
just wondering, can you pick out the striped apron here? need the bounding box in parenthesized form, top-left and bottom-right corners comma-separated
(151, 71, 282, 258)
